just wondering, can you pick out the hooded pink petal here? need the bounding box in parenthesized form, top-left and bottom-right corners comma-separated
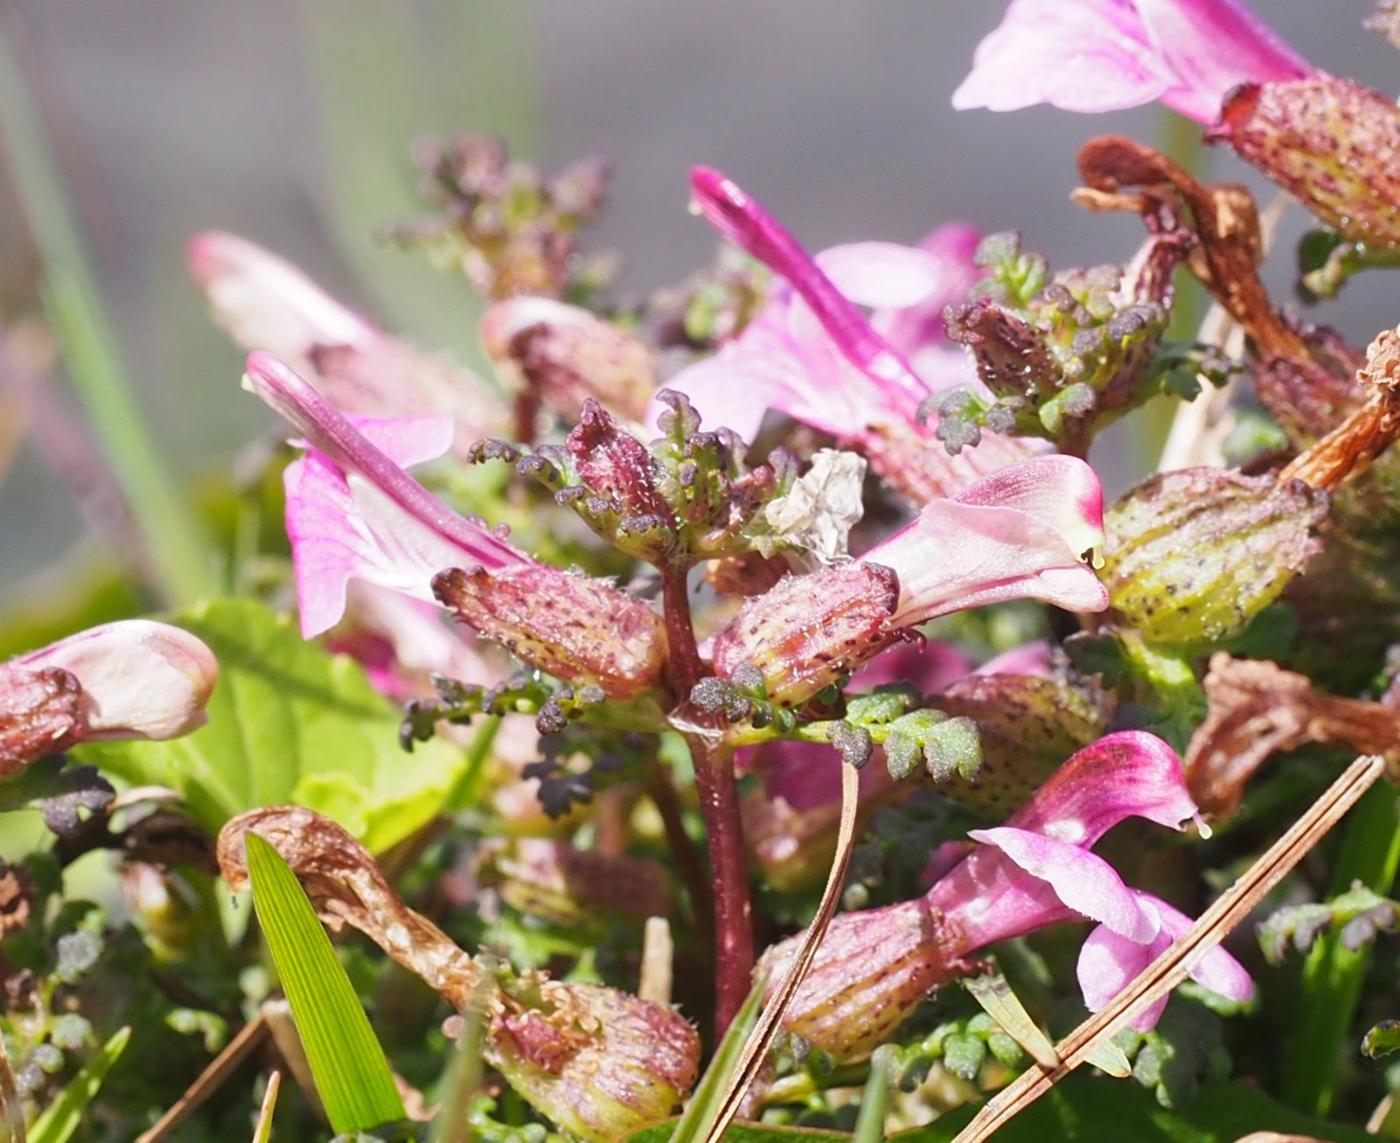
(1135, 0, 1312, 123)
(966, 826, 1158, 942)
(1077, 891, 1254, 1030)
(17, 620, 218, 741)
(187, 231, 374, 360)
(245, 353, 525, 637)
(953, 0, 1311, 124)
(191, 233, 496, 450)
(865, 456, 1108, 625)
(1008, 730, 1198, 845)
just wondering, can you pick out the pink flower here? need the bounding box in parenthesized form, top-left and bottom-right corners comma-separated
(1, 621, 218, 773)
(767, 731, 1253, 1060)
(711, 454, 1107, 706)
(189, 232, 499, 453)
(652, 170, 1040, 503)
(244, 354, 665, 698)
(953, 0, 1312, 125)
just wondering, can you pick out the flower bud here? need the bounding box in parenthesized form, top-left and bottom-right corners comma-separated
(482, 297, 655, 421)
(433, 565, 666, 699)
(473, 838, 673, 928)
(764, 899, 957, 1060)
(489, 976, 698, 1142)
(1100, 468, 1327, 647)
(1, 622, 219, 773)
(561, 400, 676, 560)
(711, 563, 899, 706)
(1213, 77, 1400, 248)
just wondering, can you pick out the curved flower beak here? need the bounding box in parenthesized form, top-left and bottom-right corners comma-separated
(952, 0, 1311, 125)
(244, 353, 523, 637)
(9, 620, 218, 749)
(1007, 729, 1199, 844)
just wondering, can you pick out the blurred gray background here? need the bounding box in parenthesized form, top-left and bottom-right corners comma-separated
(0, 1, 1395, 599)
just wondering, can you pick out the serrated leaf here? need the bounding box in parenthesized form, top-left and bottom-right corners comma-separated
(246, 832, 405, 1134)
(77, 599, 467, 853)
(29, 1026, 130, 1143)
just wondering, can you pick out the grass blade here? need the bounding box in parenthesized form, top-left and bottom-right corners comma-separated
(29, 1026, 130, 1143)
(245, 833, 405, 1134)
(0, 20, 215, 606)
(251, 1072, 281, 1143)
(852, 1047, 893, 1143)
(668, 974, 767, 1143)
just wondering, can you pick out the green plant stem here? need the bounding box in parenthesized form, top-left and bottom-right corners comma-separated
(660, 562, 753, 1035)
(1281, 782, 1400, 1114)
(0, 20, 215, 605)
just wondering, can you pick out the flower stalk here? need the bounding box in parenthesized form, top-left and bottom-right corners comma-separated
(661, 562, 754, 1034)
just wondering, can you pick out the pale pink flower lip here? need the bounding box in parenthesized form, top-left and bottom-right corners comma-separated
(1077, 891, 1256, 1029)
(243, 352, 524, 637)
(16, 620, 219, 741)
(863, 454, 1109, 626)
(952, 0, 1312, 124)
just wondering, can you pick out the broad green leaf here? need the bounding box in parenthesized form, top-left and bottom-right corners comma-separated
(77, 599, 467, 853)
(29, 1026, 130, 1143)
(246, 833, 404, 1134)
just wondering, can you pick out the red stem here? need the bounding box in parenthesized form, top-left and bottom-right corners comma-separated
(661, 563, 754, 1034)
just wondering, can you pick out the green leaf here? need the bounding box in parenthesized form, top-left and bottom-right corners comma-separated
(29, 1026, 130, 1143)
(77, 599, 467, 853)
(1365, 1019, 1400, 1059)
(246, 832, 405, 1134)
(888, 1073, 1375, 1142)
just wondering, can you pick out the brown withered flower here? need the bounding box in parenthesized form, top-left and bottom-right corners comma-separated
(218, 808, 699, 1142)
(1186, 653, 1400, 819)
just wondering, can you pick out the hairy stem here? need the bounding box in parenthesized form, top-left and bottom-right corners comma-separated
(660, 562, 754, 1034)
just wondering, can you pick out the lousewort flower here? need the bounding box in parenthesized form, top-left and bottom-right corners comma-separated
(762, 730, 1252, 1060)
(652, 169, 1040, 503)
(0, 621, 218, 774)
(243, 353, 666, 698)
(953, 0, 1312, 124)
(189, 232, 498, 453)
(711, 454, 1107, 705)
